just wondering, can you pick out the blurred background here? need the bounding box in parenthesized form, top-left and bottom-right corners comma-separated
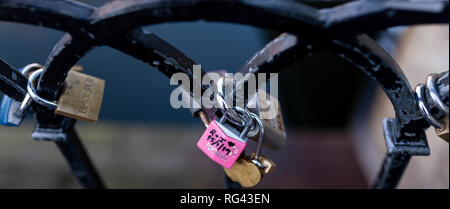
(0, 0, 448, 189)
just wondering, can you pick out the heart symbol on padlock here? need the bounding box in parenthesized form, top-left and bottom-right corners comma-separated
(228, 141, 235, 147)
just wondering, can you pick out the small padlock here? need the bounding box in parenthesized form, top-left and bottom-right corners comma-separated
(0, 95, 23, 126)
(224, 113, 275, 187)
(197, 107, 253, 169)
(224, 153, 276, 187)
(416, 72, 449, 142)
(246, 90, 287, 150)
(223, 154, 263, 187)
(0, 63, 42, 126)
(24, 67, 105, 123)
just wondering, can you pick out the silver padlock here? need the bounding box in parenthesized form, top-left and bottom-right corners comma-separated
(214, 77, 287, 150)
(0, 63, 41, 126)
(216, 107, 253, 142)
(246, 90, 287, 150)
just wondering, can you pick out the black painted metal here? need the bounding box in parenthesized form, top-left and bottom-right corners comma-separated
(0, 0, 448, 189)
(55, 127, 105, 189)
(33, 117, 105, 189)
(0, 59, 105, 188)
(373, 153, 411, 189)
(0, 58, 28, 102)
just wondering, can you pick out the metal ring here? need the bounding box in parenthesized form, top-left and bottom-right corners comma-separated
(216, 77, 242, 125)
(15, 93, 32, 117)
(426, 73, 449, 114)
(235, 106, 253, 126)
(27, 69, 58, 109)
(215, 77, 245, 126)
(234, 106, 253, 138)
(21, 63, 43, 77)
(415, 83, 443, 129)
(15, 63, 44, 116)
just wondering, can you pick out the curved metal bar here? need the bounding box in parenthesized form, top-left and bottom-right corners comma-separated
(36, 29, 216, 121)
(237, 31, 429, 136)
(92, 0, 448, 35)
(0, 0, 94, 34)
(37, 34, 95, 100)
(320, 0, 449, 33)
(235, 33, 318, 105)
(2, 1, 448, 106)
(107, 28, 199, 80)
(330, 34, 425, 130)
(103, 28, 215, 118)
(238, 33, 314, 75)
(231, 30, 433, 135)
(1, 0, 447, 37)
(222, 33, 308, 118)
(323, 35, 432, 188)
(91, 0, 321, 34)
(0, 58, 28, 101)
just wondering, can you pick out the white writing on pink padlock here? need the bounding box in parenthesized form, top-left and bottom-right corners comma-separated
(197, 117, 248, 169)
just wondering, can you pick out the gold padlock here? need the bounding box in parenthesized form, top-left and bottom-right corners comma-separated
(224, 154, 262, 187)
(55, 70, 105, 122)
(224, 153, 276, 187)
(436, 115, 449, 142)
(27, 67, 105, 123)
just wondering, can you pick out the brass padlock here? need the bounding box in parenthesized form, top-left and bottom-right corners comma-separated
(224, 114, 276, 187)
(55, 70, 105, 122)
(246, 90, 287, 150)
(436, 115, 449, 142)
(224, 152, 276, 187)
(27, 68, 105, 122)
(224, 154, 263, 187)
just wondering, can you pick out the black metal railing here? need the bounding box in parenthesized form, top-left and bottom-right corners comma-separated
(0, 0, 448, 189)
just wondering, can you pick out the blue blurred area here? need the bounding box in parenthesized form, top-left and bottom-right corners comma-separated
(0, 21, 267, 123)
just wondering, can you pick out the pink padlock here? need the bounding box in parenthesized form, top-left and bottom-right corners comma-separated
(197, 116, 250, 169)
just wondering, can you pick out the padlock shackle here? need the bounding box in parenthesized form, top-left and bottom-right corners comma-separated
(15, 64, 43, 117)
(218, 106, 254, 139)
(21, 63, 43, 77)
(251, 113, 264, 161)
(236, 107, 253, 138)
(27, 69, 58, 109)
(215, 77, 242, 126)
